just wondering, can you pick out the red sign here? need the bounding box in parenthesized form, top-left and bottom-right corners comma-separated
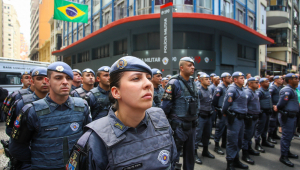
(194, 56, 201, 63)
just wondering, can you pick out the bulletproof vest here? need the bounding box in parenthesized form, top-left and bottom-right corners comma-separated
(245, 88, 260, 115)
(74, 87, 87, 98)
(199, 86, 212, 112)
(217, 84, 227, 108)
(257, 87, 272, 110)
(282, 86, 299, 113)
(86, 107, 173, 170)
(270, 85, 282, 104)
(152, 86, 164, 107)
(229, 85, 247, 114)
(3, 89, 32, 114)
(30, 97, 85, 169)
(90, 87, 110, 120)
(172, 78, 198, 118)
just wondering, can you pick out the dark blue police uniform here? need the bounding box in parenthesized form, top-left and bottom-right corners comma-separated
(70, 68, 95, 98)
(71, 69, 82, 91)
(151, 68, 164, 108)
(222, 72, 248, 170)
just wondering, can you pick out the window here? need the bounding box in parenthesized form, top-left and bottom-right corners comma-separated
(8, 44, 11, 46)
(103, 10, 111, 27)
(0, 72, 21, 85)
(237, 44, 256, 60)
(92, 44, 110, 59)
(114, 0, 127, 21)
(267, 28, 290, 47)
(78, 51, 90, 63)
(4, 6, 6, 9)
(196, 0, 212, 14)
(8, 7, 9, 9)
(114, 39, 127, 55)
(237, 44, 243, 58)
(292, 53, 298, 65)
(85, 20, 91, 36)
(221, 0, 233, 18)
(93, 17, 100, 31)
(79, 27, 83, 39)
(73, 31, 77, 42)
(8, 38, 11, 41)
(237, 8, 245, 24)
(136, 0, 151, 15)
(8, 19, 10, 22)
(248, 16, 254, 29)
(8, 24, 12, 27)
(94, 0, 100, 6)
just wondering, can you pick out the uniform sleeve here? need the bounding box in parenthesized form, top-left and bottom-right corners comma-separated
(277, 89, 293, 110)
(86, 92, 96, 111)
(9, 138, 31, 163)
(5, 99, 23, 136)
(212, 87, 222, 107)
(169, 127, 177, 169)
(221, 88, 236, 113)
(87, 132, 109, 170)
(83, 100, 92, 127)
(256, 90, 263, 99)
(161, 80, 179, 116)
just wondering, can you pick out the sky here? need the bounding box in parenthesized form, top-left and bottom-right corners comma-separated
(3, 0, 31, 47)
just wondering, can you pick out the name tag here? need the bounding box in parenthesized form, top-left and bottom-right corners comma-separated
(122, 163, 143, 170)
(44, 127, 58, 131)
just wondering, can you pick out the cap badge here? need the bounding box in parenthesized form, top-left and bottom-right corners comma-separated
(117, 59, 127, 69)
(56, 66, 64, 72)
(35, 71, 39, 75)
(292, 75, 295, 77)
(239, 73, 242, 76)
(157, 70, 161, 74)
(104, 67, 109, 72)
(255, 78, 258, 81)
(86, 69, 91, 72)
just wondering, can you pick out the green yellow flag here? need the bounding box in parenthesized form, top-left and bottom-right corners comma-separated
(54, 0, 88, 23)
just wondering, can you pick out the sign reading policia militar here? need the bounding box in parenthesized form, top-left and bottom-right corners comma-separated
(160, 2, 173, 72)
(54, 0, 88, 23)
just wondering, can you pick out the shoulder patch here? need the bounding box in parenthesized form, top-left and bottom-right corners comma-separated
(285, 92, 290, 95)
(227, 93, 233, 96)
(166, 85, 172, 94)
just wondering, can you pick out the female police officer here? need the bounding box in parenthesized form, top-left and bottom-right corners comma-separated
(67, 56, 177, 170)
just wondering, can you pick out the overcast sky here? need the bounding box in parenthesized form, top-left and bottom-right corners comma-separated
(3, 0, 30, 47)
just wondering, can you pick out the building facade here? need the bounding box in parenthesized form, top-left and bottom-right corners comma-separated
(0, 0, 3, 57)
(53, 0, 273, 76)
(266, 0, 300, 75)
(39, 39, 51, 62)
(49, 17, 62, 63)
(20, 33, 29, 60)
(2, 3, 20, 59)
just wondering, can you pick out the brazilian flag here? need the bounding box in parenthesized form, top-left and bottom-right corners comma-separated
(54, 0, 88, 23)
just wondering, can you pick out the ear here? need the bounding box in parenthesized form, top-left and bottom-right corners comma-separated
(96, 76, 100, 82)
(111, 86, 121, 99)
(30, 79, 34, 85)
(21, 79, 23, 83)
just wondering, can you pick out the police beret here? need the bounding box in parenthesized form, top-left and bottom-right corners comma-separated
(32, 67, 47, 77)
(197, 72, 204, 75)
(47, 62, 73, 79)
(98, 66, 110, 72)
(221, 72, 231, 78)
(30, 67, 37, 74)
(22, 71, 30, 75)
(214, 76, 220, 79)
(232, 72, 244, 77)
(180, 57, 194, 64)
(166, 75, 172, 79)
(162, 77, 168, 81)
(274, 75, 283, 79)
(109, 56, 152, 77)
(285, 73, 298, 78)
(82, 68, 95, 76)
(210, 73, 216, 77)
(151, 68, 162, 75)
(72, 69, 82, 76)
(200, 73, 210, 78)
(259, 78, 268, 83)
(248, 77, 259, 82)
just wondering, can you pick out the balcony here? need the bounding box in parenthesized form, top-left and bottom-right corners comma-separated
(267, 6, 289, 27)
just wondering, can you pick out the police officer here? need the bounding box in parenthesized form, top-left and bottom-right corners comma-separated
(71, 69, 82, 91)
(255, 78, 274, 153)
(20, 71, 31, 89)
(213, 72, 231, 155)
(242, 77, 261, 165)
(9, 62, 91, 170)
(195, 73, 215, 164)
(209, 76, 220, 136)
(162, 77, 169, 89)
(276, 73, 299, 167)
(68, 56, 177, 169)
(209, 76, 220, 95)
(70, 68, 95, 98)
(85, 66, 111, 120)
(7, 67, 49, 169)
(210, 73, 216, 85)
(195, 72, 203, 88)
(151, 68, 164, 107)
(268, 76, 284, 141)
(162, 57, 199, 170)
(222, 71, 248, 170)
(166, 74, 172, 80)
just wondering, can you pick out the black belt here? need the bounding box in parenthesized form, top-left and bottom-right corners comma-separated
(235, 113, 246, 120)
(170, 119, 198, 131)
(288, 112, 297, 118)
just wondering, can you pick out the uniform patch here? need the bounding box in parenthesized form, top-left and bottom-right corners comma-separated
(216, 92, 220, 96)
(14, 115, 21, 128)
(284, 95, 289, 101)
(114, 122, 124, 130)
(122, 163, 143, 170)
(67, 150, 78, 170)
(6, 98, 11, 106)
(117, 59, 127, 69)
(228, 96, 232, 102)
(157, 150, 170, 165)
(285, 92, 290, 95)
(166, 85, 172, 94)
(45, 127, 58, 131)
(70, 122, 79, 131)
(227, 93, 233, 96)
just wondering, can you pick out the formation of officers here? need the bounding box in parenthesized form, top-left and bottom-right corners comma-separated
(1, 56, 299, 170)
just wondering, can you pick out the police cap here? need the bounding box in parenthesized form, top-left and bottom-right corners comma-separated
(200, 73, 210, 78)
(259, 77, 268, 83)
(197, 72, 204, 76)
(166, 75, 172, 79)
(98, 66, 110, 72)
(32, 67, 47, 77)
(151, 68, 162, 76)
(221, 72, 231, 78)
(82, 68, 95, 76)
(248, 77, 259, 82)
(285, 73, 298, 79)
(47, 62, 73, 79)
(232, 71, 244, 77)
(30, 67, 36, 74)
(162, 77, 168, 81)
(22, 71, 30, 75)
(210, 73, 216, 77)
(72, 69, 82, 76)
(180, 57, 194, 64)
(110, 56, 152, 77)
(274, 75, 283, 80)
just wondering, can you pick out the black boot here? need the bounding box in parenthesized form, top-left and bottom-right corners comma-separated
(214, 142, 224, 155)
(262, 137, 274, 148)
(221, 142, 227, 148)
(198, 142, 203, 147)
(226, 160, 235, 170)
(210, 134, 215, 139)
(233, 156, 249, 169)
(267, 133, 277, 144)
(242, 150, 255, 165)
(202, 146, 215, 158)
(255, 142, 265, 153)
(248, 146, 260, 156)
(288, 151, 299, 159)
(280, 155, 294, 167)
(195, 149, 202, 164)
(272, 132, 281, 140)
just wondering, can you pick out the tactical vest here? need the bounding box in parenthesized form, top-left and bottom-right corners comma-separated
(257, 88, 272, 110)
(152, 86, 164, 107)
(281, 86, 299, 113)
(199, 87, 212, 112)
(30, 97, 85, 169)
(90, 87, 110, 120)
(217, 84, 227, 108)
(229, 85, 247, 114)
(172, 78, 198, 118)
(245, 89, 260, 115)
(270, 85, 282, 104)
(86, 107, 173, 170)
(73, 87, 87, 98)
(3, 89, 32, 114)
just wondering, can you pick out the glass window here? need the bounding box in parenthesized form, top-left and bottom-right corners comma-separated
(114, 0, 127, 21)
(268, 0, 287, 11)
(248, 13, 255, 29)
(85, 20, 91, 36)
(93, 17, 100, 31)
(78, 26, 83, 39)
(92, 44, 110, 59)
(73, 31, 77, 42)
(0, 72, 21, 85)
(86, 0, 91, 18)
(114, 39, 127, 55)
(103, 10, 111, 27)
(247, 0, 255, 11)
(78, 51, 90, 63)
(267, 29, 290, 47)
(236, 3, 245, 24)
(137, 0, 152, 15)
(196, 0, 212, 14)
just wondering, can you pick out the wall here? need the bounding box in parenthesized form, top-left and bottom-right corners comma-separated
(38, 0, 53, 49)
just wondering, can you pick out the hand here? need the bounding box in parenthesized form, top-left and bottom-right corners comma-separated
(273, 105, 278, 112)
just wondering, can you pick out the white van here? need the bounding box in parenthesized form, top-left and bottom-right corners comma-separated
(0, 58, 50, 94)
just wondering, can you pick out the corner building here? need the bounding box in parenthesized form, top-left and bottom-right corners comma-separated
(53, 0, 274, 76)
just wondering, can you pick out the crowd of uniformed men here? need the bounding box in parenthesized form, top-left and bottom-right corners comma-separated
(1, 56, 299, 170)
